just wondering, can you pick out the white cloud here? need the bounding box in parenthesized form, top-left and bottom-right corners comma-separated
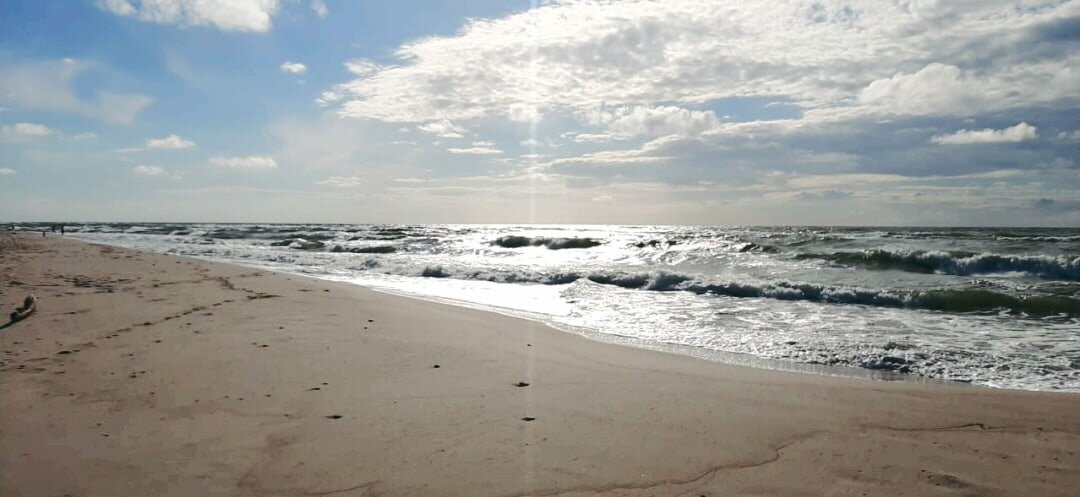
(345, 60, 380, 76)
(858, 64, 998, 118)
(99, 0, 281, 32)
(316, 176, 365, 188)
(1057, 130, 1080, 142)
(567, 132, 626, 143)
(147, 134, 196, 149)
(210, 155, 278, 169)
(310, 0, 327, 18)
(280, 61, 307, 74)
(2, 122, 53, 137)
(931, 123, 1038, 145)
(582, 105, 721, 138)
(550, 135, 682, 167)
(417, 119, 466, 138)
(323, 1, 1079, 124)
(447, 145, 503, 155)
(0, 58, 152, 124)
(133, 165, 166, 176)
(0, 167, 16, 175)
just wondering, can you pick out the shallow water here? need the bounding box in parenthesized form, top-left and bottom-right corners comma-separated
(44, 222, 1079, 392)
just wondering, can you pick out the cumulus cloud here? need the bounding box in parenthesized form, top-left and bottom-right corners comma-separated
(0, 58, 152, 124)
(858, 64, 992, 117)
(147, 134, 196, 149)
(133, 164, 167, 176)
(2, 122, 53, 137)
(99, 0, 280, 32)
(581, 105, 721, 138)
(210, 155, 278, 169)
(185, 0, 1078, 226)
(322, 0, 1079, 124)
(310, 0, 327, 18)
(1057, 130, 1080, 142)
(0, 167, 16, 175)
(417, 120, 466, 138)
(280, 61, 307, 74)
(931, 123, 1038, 145)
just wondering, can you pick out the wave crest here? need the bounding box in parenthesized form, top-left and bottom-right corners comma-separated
(799, 249, 1080, 280)
(492, 236, 602, 250)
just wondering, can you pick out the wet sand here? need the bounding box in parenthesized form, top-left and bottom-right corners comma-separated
(2, 233, 1079, 496)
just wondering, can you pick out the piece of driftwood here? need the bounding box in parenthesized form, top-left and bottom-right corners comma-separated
(9, 294, 36, 322)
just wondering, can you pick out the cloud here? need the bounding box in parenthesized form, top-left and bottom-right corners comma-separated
(447, 145, 503, 155)
(1057, 130, 1080, 142)
(581, 105, 721, 138)
(99, 0, 281, 32)
(210, 155, 278, 169)
(0, 167, 16, 175)
(322, 1, 1079, 125)
(133, 164, 167, 176)
(316, 176, 365, 188)
(794, 189, 854, 201)
(0, 58, 152, 124)
(2, 122, 53, 137)
(858, 64, 992, 117)
(549, 135, 682, 167)
(417, 120, 466, 138)
(931, 123, 1038, 145)
(280, 61, 307, 74)
(310, 0, 327, 18)
(147, 134, 196, 149)
(567, 132, 627, 143)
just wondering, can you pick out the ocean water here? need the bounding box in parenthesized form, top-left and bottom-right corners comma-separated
(37, 222, 1080, 392)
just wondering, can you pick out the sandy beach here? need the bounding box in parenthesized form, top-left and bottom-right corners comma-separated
(1, 233, 1078, 496)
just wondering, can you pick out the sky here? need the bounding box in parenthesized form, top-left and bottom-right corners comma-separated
(0, 0, 1078, 226)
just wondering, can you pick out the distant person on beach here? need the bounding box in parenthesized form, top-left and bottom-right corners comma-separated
(60, 225, 64, 235)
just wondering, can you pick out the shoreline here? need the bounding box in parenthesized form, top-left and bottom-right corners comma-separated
(3, 234, 1079, 496)
(71, 235, 1014, 393)
(356, 284, 968, 388)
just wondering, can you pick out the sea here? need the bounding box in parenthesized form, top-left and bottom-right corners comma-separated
(26, 223, 1079, 392)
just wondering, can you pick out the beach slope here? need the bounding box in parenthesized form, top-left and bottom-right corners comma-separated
(2, 234, 1078, 496)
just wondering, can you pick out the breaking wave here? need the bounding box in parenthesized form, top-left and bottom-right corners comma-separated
(492, 236, 602, 250)
(799, 249, 1080, 280)
(346, 262, 1080, 318)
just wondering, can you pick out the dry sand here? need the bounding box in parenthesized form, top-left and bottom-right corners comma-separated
(2, 234, 1078, 496)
